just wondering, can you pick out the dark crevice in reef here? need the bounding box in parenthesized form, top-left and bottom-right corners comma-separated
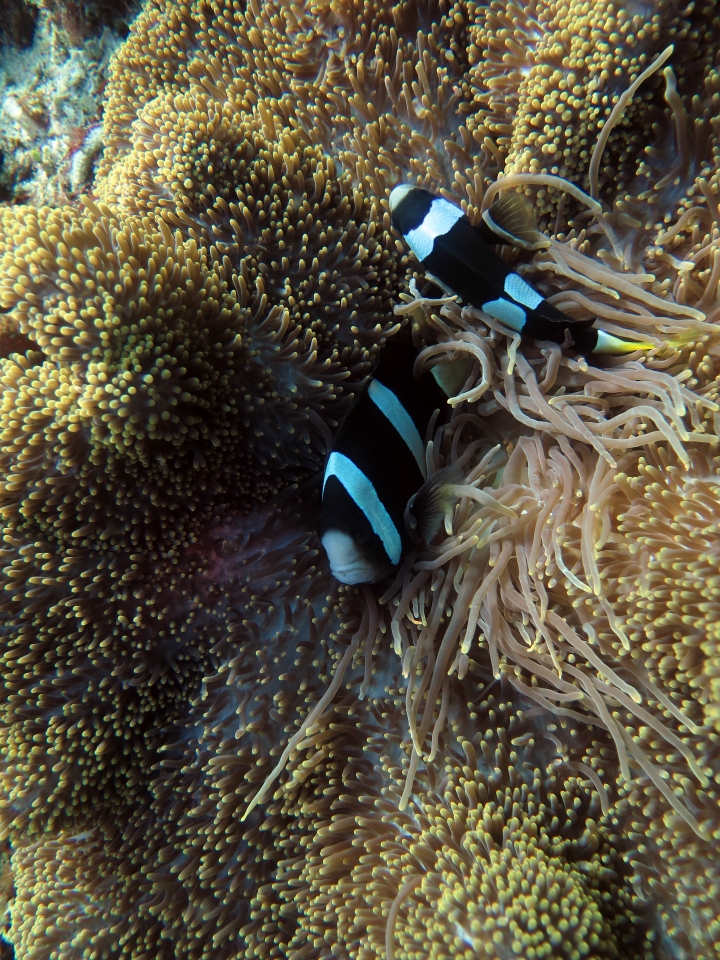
(0, 0, 39, 49)
(28, 0, 143, 45)
(0, 0, 141, 48)
(93, 0, 145, 38)
(0, 154, 9, 204)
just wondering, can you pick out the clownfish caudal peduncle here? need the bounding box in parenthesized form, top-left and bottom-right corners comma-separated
(388, 184, 653, 357)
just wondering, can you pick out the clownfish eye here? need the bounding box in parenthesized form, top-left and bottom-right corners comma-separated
(351, 517, 371, 544)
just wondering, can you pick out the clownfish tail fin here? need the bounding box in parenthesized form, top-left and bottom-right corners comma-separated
(573, 325, 655, 356)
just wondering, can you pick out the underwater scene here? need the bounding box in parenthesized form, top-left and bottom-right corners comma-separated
(0, 0, 719, 957)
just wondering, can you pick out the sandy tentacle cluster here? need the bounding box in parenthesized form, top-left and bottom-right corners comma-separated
(0, 193, 362, 841)
(467, 0, 720, 220)
(1, 0, 720, 957)
(385, 296, 716, 829)
(599, 452, 720, 728)
(273, 676, 656, 960)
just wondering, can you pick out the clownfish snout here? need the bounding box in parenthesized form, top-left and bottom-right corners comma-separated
(320, 530, 390, 585)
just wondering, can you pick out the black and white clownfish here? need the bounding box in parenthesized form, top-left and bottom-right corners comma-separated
(319, 342, 458, 585)
(389, 185, 648, 357)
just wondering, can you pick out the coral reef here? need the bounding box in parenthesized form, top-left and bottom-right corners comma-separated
(1, 0, 720, 958)
(0, 0, 143, 205)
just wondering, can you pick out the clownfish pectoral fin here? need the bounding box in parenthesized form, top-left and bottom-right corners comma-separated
(591, 330, 655, 355)
(481, 193, 551, 251)
(404, 464, 464, 544)
(430, 355, 475, 398)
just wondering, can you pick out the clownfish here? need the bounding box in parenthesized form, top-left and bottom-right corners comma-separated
(319, 342, 459, 584)
(389, 185, 647, 356)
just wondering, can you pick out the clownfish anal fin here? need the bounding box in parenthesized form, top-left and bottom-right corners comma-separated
(482, 193, 551, 251)
(404, 463, 464, 544)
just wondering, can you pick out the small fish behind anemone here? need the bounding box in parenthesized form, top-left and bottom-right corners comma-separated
(389, 185, 650, 356)
(319, 342, 460, 584)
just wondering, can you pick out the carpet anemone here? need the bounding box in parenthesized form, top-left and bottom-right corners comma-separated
(0, 0, 720, 958)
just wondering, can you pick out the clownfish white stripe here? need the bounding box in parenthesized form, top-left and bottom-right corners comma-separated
(368, 379, 427, 480)
(405, 198, 463, 261)
(504, 272, 543, 310)
(323, 452, 402, 565)
(481, 298, 527, 332)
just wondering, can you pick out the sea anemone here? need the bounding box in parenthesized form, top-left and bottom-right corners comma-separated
(1, 0, 720, 957)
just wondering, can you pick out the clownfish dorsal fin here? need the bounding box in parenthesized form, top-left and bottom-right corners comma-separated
(430, 355, 475, 398)
(482, 192, 551, 251)
(404, 463, 464, 544)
